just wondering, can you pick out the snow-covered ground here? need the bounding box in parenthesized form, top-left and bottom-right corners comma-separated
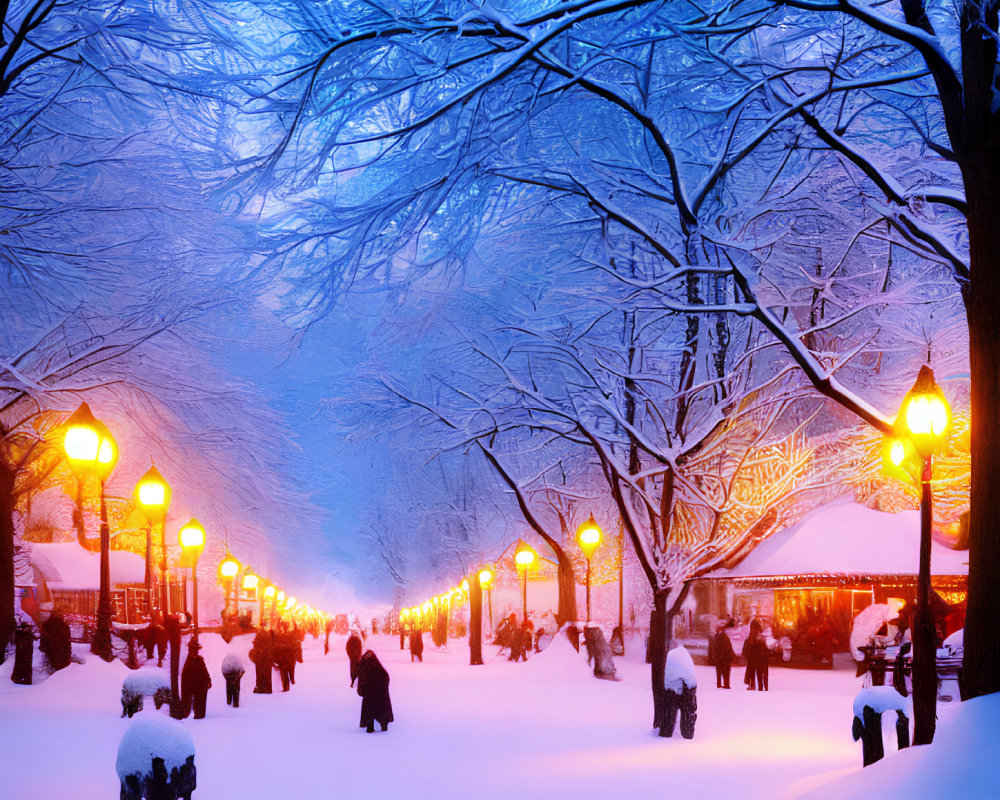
(0, 631, 993, 798)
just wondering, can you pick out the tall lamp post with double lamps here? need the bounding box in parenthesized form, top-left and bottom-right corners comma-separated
(135, 465, 171, 620)
(63, 403, 118, 661)
(576, 515, 603, 624)
(178, 519, 206, 643)
(514, 544, 536, 625)
(884, 365, 951, 745)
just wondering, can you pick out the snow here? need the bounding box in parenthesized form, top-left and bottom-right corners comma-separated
(0, 630, 987, 798)
(122, 667, 170, 696)
(848, 602, 903, 660)
(664, 645, 697, 692)
(30, 542, 146, 590)
(221, 652, 246, 674)
(115, 716, 195, 779)
(714, 501, 968, 579)
(943, 627, 963, 653)
(852, 686, 911, 719)
(799, 693, 1000, 800)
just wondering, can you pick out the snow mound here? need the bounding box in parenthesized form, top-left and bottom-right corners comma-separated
(943, 628, 963, 654)
(521, 630, 591, 678)
(123, 668, 170, 696)
(665, 645, 697, 692)
(801, 693, 1000, 799)
(221, 652, 246, 674)
(115, 717, 194, 780)
(853, 686, 911, 719)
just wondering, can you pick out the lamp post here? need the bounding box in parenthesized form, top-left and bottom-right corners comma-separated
(885, 365, 951, 746)
(479, 567, 494, 634)
(242, 568, 259, 626)
(135, 464, 171, 621)
(63, 402, 118, 661)
(178, 519, 205, 643)
(218, 553, 240, 625)
(576, 515, 603, 624)
(514, 544, 536, 624)
(264, 584, 277, 628)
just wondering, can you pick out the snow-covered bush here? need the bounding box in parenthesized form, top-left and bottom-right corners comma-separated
(116, 716, 196, 800)
(121, 668, 171, 718)
(221, 652, 246, 675)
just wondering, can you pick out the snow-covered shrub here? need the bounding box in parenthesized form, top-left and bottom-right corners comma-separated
(661, 646, 698, 740)
(116, 716, 196, 800)
(221, 652, 246, 676)
(39, 612, 72, 672)
(121, 668, 171, 718)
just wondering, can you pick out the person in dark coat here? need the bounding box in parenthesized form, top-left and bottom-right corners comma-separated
(149, 614, 168, 668)
(180, 639, 212, 719)
(249, 629, 274, 694)
(711, 620, 736, 689)
(346, 631, 364, 686)
(742, 618, 770, 691)
(274, 627, 296, 692)
(288, 626, 304, 685)
(222, 655, 245, 708)
(409, 627, 424, 662)
(357, 650, 393, 732)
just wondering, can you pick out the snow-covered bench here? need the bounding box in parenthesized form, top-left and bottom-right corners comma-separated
(116, 716, 196, 799)
(852, 686, 911, 766)
(122, 668, 172, 718)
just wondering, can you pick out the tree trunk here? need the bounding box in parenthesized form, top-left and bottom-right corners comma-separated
(0, 458, 15, 663)
(469, 571, 483, 666)
(649, 589, 669, 732)
(958, 14, 1000, 701)
(554, 548, 578, 626)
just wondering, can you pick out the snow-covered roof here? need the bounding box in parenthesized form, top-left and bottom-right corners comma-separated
(31, 542, 146, 590)
(710, 501, 968, 581)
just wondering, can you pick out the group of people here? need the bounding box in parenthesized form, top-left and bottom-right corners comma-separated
(495, 613, 534, 662)
(248, 622, 305, 694)
(707, 617, 771, 691)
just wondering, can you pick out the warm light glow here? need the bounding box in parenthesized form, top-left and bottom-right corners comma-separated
(422, 601, 432, 614)
(400, 609, 409, 620)
(219, 556, 240, 580)
(285, 596, 297, 611)
(515, 547, 535, 567)
(64, 425, 99, 461)
(264, 585, 276, 599)
(576, 515, 602, 559)
(138, 481, 166, 506)
(461, 579, 470, 592)
(277, 590, 286, 604)
(478, 568, 492, 587)
(904, 395, 949, 438)
(178, 519, 206, 551)
(97, 438, 115, 465)
(242, 572, 259, 591)
(889, 439, 907, 467)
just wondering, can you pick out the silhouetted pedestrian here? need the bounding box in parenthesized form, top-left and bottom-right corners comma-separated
(181, 639, 212, 719)
(346, 631, 364, 686)
(409, 628, 424, 662)
(357, 650, 393, 732)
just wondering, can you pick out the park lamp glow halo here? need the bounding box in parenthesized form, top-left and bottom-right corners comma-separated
(515, 546, 535, 568)
(263, 584, 276, 599)
(898, 365, 951, 457)
(478, 568, 493, 587)
(242, 570, 259, 591)
(218, 553, 240, 581)
(576, 515, 603, 559)
(63, 403, 118, 478)
(178, 518, 206, 552)
(135, 464, 171, 516)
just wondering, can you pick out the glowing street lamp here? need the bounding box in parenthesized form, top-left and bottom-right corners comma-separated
(178, 519, 206, 642)
(218, 553, 240, 623)
(264, 584, 277, 627)
(479, 567, 494, 633)
(242, 568, 259, 626)
(885, 365, 951, 746)
(577, 515, 603, 624)
(515, 544, 536, 624)
(62, 402, 118, 661)
(136, 464, 171, 619)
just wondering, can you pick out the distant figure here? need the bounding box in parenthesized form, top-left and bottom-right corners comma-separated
(274, 627, 297, 692)
(357, 650, 393, 733)
(180, 640, 212, 719)
(409, 628, 424, 662)
(289, 626, 304, 684)
(742, 618, 770, 691)
(324, 619, 334, 655)
(710, 620, 736, 689)
(221, 652, 246, 708)
(249, 629, 274, 694)
(346, 632, 364, 686)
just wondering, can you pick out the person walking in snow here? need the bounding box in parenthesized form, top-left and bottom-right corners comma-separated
(742, 618, 770, 691)
(180, 639, 212, 719)
(711, 619, 736, 689)
(346, 631, 364, 686)
(409, 626, 424, 662)
(357, 650, 393, 733)
(250, 628, 274, 694)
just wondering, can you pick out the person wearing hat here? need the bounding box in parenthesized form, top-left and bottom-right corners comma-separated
(181, 639, 212, 719)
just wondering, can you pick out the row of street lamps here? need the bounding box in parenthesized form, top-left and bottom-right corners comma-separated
(60, 401, 324, 661)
